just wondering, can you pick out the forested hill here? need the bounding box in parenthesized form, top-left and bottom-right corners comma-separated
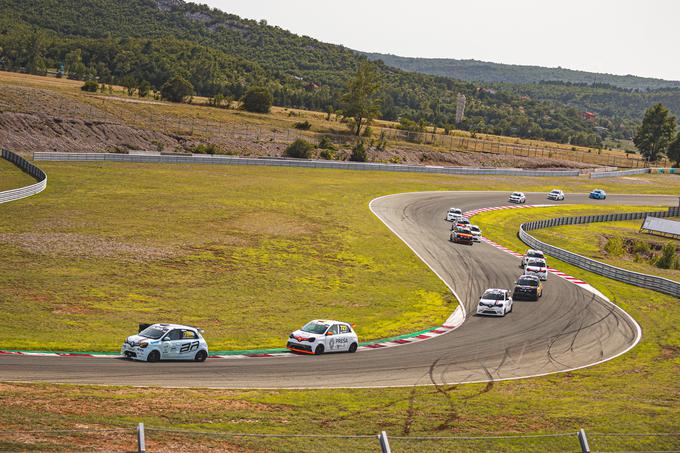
(0, 0, 653, 146)
(361, 52, 680, 91)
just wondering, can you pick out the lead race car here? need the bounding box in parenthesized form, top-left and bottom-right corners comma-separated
(287, 319, 359, 355)
(121, 323, 209, 362)
(476, 289, 513, 317)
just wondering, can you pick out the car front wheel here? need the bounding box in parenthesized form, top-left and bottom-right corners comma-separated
(147, 350, 161, 363)
(315, 345, 325, 355)
(194, 350, 208, 362)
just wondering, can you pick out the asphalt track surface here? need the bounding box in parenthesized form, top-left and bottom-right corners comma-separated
(1, 192, 676, 389)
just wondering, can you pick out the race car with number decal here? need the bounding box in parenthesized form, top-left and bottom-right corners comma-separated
(287, 320, 359, 355)
(521, 249, 545, 268)
(446, 207, 463, 222)
(450, 226, 475, 245)
(524, 258, 549, 281)
(121, 323, 209, 362)
(508, 192, 526, 204)
(469, 225, 482, 242)
(476, 289, 513, 317)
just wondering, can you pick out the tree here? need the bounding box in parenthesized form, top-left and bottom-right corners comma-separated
(160, 76, 194, 103)
(667, 134, 680, 167)
(284, 139, 314, 158)
(342, 62, 382, 136)
(241, 87, 273, 113)
(349, 141, 367, 162)
(80, 80, 98, 92)
(138, 80, 151, 98)
(633, 103, 677, 162)
(121, 75, 137, 96)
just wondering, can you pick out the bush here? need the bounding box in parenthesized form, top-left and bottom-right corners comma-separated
(284, 139, 314, 159)
(318, 136, 336, 150)
(241, 87, 273, 113)
(656, 242, 679, 269)
(138, 80, 151, 98)
(293, 120, 312, 130)
(349, 141, 367, 162)
(319, 148, 335, 160)
(190, 143, 218, 155)
(160, 76, 194, 103)
(80, 80, 98, 92)
(604, 236, 624, 257)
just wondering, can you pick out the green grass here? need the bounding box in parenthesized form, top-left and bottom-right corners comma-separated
(0, 180, 679, 451)
(1, 164, 680, 352)
(0, 158, 34, 191)
(531, 216, 679, 281)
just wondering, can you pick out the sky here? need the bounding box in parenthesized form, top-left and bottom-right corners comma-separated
(201, 0, 679, 81)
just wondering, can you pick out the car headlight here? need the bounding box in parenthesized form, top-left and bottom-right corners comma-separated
(139, 342, 149, 349)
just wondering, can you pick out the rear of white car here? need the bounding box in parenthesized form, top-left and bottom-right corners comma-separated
(287, 320, 359, 355)
(508, 192, 526, 204)
(524, 258, 549, 280)
(121, 323, 209, 362)
(446, 208, 463, 222)
(476, 289, 513, 317)
(522, 249, 545, 268)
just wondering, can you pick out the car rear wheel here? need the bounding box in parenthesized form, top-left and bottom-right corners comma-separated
(147, 350, 161, 363)
(348, 343, 358, 353)
(315, 345, 325, 355)
(194, 350, 208, 362)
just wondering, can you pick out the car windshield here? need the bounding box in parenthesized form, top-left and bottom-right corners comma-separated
(517, 278, 539, 287)
(458, 228, 471, 234)
(301, 322, 328, 334)
(512, 193, 522, 197)
(550, 190, 560, 194)
(139, 326, 168, 339)
(470, 226, 480, 232)
(528, 251, 543, 258)
(528, 260, 546, 267)
(482, 291, 504, 300)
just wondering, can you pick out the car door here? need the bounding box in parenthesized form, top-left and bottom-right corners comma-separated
(337, 324, 353, 351)
(161, 329, 183, 359)
(176, 329, 201, 359)
(325, 324, 341, 351)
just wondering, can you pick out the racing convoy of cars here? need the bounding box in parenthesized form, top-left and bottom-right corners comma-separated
(286, 320, 359, 355)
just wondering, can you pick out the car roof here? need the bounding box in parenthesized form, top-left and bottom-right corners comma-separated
(149, 323, 199, 331)
(518, 275, 540, 281)
(310, 319, 348, 326)
(550, 189, 561, 192)
(482, 288, 507, 295)
(527, 249, 544, 254)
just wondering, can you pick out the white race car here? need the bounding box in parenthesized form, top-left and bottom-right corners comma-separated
(469, 225, 482, 242)
(547, 189, 565, 201)
(524, 258, 549, 281)
(121, 323, 209, 362)
(521, 249, 545, 268)
(508, 192, 526, 204)
(446, 207, 463, 222)
(287, 319, 359, 355)
(476, 289, 513, 317)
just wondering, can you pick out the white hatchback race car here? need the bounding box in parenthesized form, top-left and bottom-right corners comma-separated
(446, 207, 463, 222)
(547, 189, 565, 201)
(524, 258, 549, 281)
(508, 192, 526, 204)
(521, 249, 545, 268)
(287, 319, 359, 355)
(476, 289, 513, 317)
(121, 323, 209, 362)
(469, 225, 482, 242)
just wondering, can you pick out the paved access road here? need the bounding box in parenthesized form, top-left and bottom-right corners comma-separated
(0, 192, 676, 388)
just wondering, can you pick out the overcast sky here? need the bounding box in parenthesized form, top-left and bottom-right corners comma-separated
(201, 0, 679, 81)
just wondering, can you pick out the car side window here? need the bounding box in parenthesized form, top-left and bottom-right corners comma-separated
(166, 329, 182, 341)
(329, 325, 339, 334)
(182, 330, 197, 340)
(339, 324, 350, 334)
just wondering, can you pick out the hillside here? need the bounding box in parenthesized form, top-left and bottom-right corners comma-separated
(0, 0, 608, 147)
(361, 52, 680, 90)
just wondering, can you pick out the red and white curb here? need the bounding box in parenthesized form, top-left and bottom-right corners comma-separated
(464, 205, 609, 301)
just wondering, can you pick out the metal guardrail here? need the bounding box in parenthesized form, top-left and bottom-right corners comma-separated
(590, 168, 651, 179)
(0, 149, 47, 204)
(519, 207, 680, 297)
(33, 152, 584, 177)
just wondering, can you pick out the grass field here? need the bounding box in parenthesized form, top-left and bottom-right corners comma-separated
(532, 216, 679, 281)
(0, 158, 34, 191)
(2, 164, 680, 352)
(1, 203, 679, 452)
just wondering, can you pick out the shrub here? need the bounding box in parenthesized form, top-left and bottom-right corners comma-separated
(632, 239, 650, 254)
(319, 149, 335, 160)
(138, 80, 151, 98)
(656, 242, 678, 269)
(190, 143, 218, 155)
(318, 136, 336, 150)
(80, 80, 98, 92)
(293, 120, 312, 130)
(160, 76, 194, 103)
(284, 139, 314, 159)
(349, 141, 367, 162)
(241, 87, 273, 113)
(604, 236, 624, 257)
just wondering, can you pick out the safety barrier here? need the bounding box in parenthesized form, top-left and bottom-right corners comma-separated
(590, 168, 651, 179)
(0, 149, 47, 204)
(519, 207, 680, 297)
(33, 152, 583, 177)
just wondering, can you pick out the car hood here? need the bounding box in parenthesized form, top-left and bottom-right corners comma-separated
(124, 334, 152, 346)
(479, 298, 504, 305)
(290, 330, 324, 341)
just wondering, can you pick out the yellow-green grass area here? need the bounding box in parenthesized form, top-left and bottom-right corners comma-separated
(0, 158, 34, 191)
(2, 166, 680, 353)
(1, 180, 680, 452)
(531, 216, 679, 281)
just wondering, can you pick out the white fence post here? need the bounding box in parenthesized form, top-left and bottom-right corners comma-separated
(137, 422, 146, 453)
(378, 430, 392, 453)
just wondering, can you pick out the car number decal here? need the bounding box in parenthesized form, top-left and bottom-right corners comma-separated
(179, 341, 200, 353)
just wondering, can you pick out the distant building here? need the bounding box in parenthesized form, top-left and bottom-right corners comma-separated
(455, 94, 466, 124)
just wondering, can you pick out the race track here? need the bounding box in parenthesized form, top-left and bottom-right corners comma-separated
(0, 192, 675, 388)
